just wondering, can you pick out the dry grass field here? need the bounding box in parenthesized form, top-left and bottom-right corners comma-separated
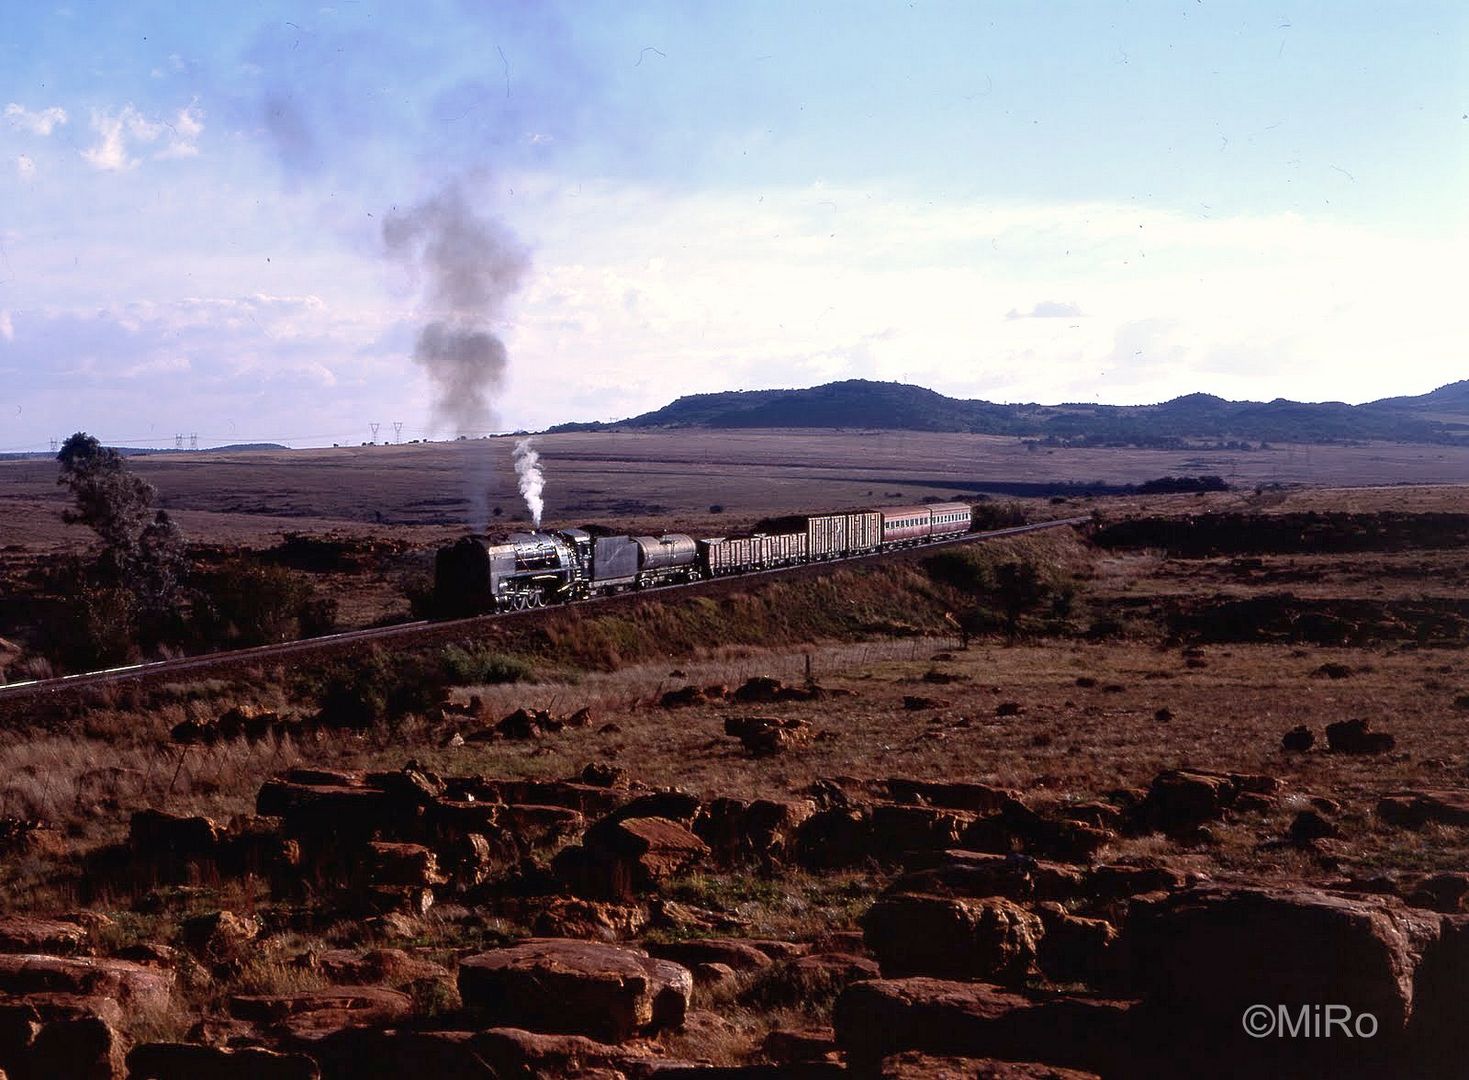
(1, 435, 1468, 1077)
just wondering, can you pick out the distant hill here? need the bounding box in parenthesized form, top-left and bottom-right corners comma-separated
(549, 379, 1469, 446)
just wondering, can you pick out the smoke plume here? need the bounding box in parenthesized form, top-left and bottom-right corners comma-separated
(513, 437, 545, 528)
(383, 185, 530, 437)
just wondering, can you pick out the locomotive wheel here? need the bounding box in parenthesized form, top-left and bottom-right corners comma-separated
(530, 591, 545, 607)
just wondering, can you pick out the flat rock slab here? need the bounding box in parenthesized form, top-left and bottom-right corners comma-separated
(0, 954, 172, 1013)
(833, 977, 1137, 1074)
(0, 916, 89, 956)
(228, 985, 412, 1043)
(1377, 790, 1469, 829)
(880, 1051, 1102, 1079)
(127, 1042, 321, 1080)
(307, 1026, 649, 1079)
(458, 938, 692, 1043)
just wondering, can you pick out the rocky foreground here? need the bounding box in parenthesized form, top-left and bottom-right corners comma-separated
(2, 749, 1468, 1079)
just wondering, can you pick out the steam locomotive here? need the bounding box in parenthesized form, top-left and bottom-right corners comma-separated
(434, 502, 974, 614)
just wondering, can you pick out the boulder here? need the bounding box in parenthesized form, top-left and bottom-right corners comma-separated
(1325, 719, 1396, 755)
(1281, 725, 1316, 752)
(582, 816, 709, 890)
(863, 895, 1042, 983)
(360, 842, 447, 888)
(603, 792, 703, 829)
(0, 991, 126, 1080)
(1133, 770, 1235, 834)
(179, 911, 260, 969)
(794, 809, 873, 870)
(457, 939, 692, 1043)
(126, 1042, 320, 1080)
(694, 798, 813, 866)
(726, 716, 812, 756)
(1121, 885, 1441, 1034)
(870, 806, 972, 858)
(527, 897, 649, 942)
(128, 808, 222, 859)
(1033, 902, 1118, 987)
(833, 977, 1137, 1074)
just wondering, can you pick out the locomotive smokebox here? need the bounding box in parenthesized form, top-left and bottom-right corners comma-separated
(434, 536, 493, 616)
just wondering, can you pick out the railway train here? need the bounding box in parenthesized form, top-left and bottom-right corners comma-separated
(434, 502, 975, 614)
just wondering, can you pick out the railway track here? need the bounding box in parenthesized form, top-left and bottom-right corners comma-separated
(0, 515, 1089, 710)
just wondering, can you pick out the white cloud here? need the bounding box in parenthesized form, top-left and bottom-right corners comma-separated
(81, 103, 202, 170)
(4, 103, 67, 136)
(15, 154, 35, 180)
(1007, 300, 1084, 320)
(0, 311, 13, 342)
(155, 103, 204, 159)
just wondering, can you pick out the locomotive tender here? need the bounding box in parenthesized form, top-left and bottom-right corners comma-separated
(434, 502, 974, 613)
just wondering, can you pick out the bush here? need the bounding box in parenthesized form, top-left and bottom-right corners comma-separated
(439, 644, 535, 685)
(192, 560, 337, 647)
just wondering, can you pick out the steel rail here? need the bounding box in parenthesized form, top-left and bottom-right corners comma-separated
(0, 515, 1090, 703)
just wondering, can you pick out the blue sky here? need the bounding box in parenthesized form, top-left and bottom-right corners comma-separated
(2, 1, 1465, 450)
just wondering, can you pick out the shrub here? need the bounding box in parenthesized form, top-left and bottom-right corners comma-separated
(439, 644, 536, 685)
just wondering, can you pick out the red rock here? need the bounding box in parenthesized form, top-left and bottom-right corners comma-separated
(308, 1026, 646, 1080)
(315, 947, 454, 990)
(794, 808, 873, 869)
(1085, 863, 1187, 900)
(0, 916, 88, 956)
(646, 939, 774, 973)
(527, 897, 649, 941)
(578, 816, 709, 893)
(128, 808, 222, 857)
(891, 851, 1087, 903)
(762, 1026, 838, 1065)
(1121, 884, 1441, 1034)
(1377, 790, 1469, 829)
(496, 803, 586, 845)
(0, 992, 126, 1080)
(180, 911, 259, 968)
(869, 806, 972, 857)
(457, 939, 692, 1043)
(863, 895, 1042, 983)
(886, 780, 1026, 814)
(0, 955, 172, 1013)
(879, 1050, 1101, 1079)
(126, 1042, 320, 1079)
(741, 951, 880, 1009)
(228, 985, 412, 1042)
(1033, 902, 1118, 987)
(833, 977, 1136, 1073)
(361, 841, 446, 887)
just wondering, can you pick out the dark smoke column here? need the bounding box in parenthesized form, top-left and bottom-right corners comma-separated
(383, 184, 530, 438)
